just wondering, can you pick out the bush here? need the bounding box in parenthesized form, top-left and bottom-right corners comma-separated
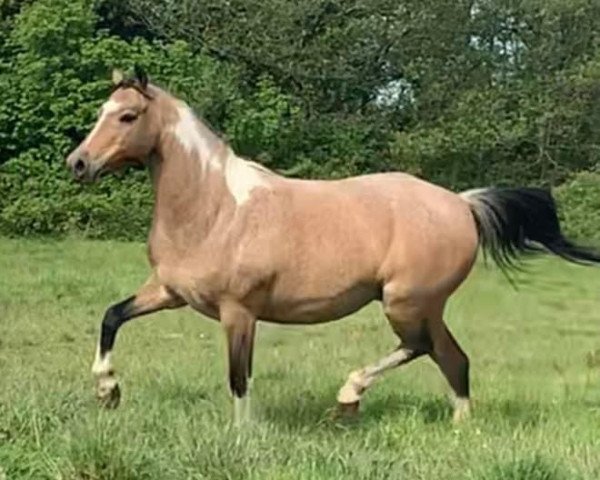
(0, 149, 153, 240)
(554, 171, 600, 245)
(2, 0, 375, 239)
(3, 0, 600, 240)
(0, 0, 242, 239)
(389, 64, 600, 191)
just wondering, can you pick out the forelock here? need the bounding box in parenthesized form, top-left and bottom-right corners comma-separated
(111, 79, 154, 100)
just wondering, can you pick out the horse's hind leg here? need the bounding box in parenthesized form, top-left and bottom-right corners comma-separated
(337, 292, 471, 423)
(336, 301, 430, 414)
(386, 297, 471, 423)
(428, 317, 471, 423)
(336, 344, 425, 414)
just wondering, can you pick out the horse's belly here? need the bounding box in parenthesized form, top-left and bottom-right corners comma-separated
(261, 282, 380, 324)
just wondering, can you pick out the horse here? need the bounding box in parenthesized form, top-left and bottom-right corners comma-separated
(66, 67, 600, 424)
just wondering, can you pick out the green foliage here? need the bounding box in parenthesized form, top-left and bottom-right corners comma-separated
(555, 171, 600, 244)
(273, 115, 391, 179)
(0, 153, 153, 240)
(226, 75, 300, 163)
(2, 0, 600, 239)
(390, 65, 600, 190)
(0, 0, 239, 239)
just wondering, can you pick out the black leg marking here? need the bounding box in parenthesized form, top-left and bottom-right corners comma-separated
(431, 327, 470, 399)
(247, 322, 256, 380)
(228, 329, 251, 398)
(99, 296, 135, 356)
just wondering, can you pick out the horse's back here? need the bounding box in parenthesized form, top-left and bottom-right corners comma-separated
(244, 172, 478, 322)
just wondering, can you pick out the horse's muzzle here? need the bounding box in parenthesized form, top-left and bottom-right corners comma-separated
(66, 149, 100, 182)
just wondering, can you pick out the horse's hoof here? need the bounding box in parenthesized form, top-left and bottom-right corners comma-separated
(336, 400, 360, 418)
(452, 398, 471, 424)
(96, 377, 121, 409)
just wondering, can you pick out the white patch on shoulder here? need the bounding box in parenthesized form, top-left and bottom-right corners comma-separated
(225, 152, 270, 205)
(170, 105, 221, 170)
(84, 99, 122, 147)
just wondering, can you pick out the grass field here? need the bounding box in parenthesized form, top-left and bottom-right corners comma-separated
(2, 238, 600, 479)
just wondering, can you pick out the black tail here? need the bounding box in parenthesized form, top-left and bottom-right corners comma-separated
(460, 187, 600, 271)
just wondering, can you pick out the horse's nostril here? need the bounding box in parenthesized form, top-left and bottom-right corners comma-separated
(74, 158, 86, 173)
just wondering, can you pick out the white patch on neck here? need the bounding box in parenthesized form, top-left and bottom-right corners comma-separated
(84, 99, 121, 148)
(170, 105, 221, 170)
(225, 152, 269, 205)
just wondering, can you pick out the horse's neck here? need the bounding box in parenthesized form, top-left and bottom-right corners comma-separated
(148, 124, 232, 250)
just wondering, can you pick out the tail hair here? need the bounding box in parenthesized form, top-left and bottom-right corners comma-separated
(460, 187, 600, 271)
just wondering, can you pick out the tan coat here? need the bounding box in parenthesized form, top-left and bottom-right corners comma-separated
(66, 71, 599, 423)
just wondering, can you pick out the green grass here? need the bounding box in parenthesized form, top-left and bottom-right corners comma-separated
(2, 237, 600, 479)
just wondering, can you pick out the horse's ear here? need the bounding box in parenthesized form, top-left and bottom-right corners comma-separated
(111, 68, 124, 86)
(133, 64, 148, 90)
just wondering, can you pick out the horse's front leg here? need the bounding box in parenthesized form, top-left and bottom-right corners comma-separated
(220, 301, 256, 426)
(92, 276, 185, 408)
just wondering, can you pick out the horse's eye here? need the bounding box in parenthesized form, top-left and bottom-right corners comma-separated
(119, 113, 138, 123)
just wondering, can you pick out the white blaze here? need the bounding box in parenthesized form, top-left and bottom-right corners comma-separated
(84, 100, 121, 147)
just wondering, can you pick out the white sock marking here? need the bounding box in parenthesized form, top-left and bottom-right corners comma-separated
(91, 346, 112, 377)
(233, 395, 250, 426)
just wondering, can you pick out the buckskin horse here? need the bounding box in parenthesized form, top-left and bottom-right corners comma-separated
(66, 68, 600, 424)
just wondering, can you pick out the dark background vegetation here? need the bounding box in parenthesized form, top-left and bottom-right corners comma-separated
(1, 0, 599, 241)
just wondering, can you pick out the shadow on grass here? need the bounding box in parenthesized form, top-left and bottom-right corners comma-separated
(257, 386, 454, 431)
(256, 385, 554, 433)
(139, 370, 552, 434)
(256, 387, 338, 430)
(358, 393, 452, 425)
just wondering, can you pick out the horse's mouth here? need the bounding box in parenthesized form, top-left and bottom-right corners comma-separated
(72, 164, 108, 183)
(92, 166, 110, 182)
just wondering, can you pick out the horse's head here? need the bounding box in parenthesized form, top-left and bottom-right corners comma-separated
(66, 67, 159, 182)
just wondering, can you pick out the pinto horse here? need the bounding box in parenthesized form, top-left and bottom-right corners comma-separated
(66, 68, 600, 424)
